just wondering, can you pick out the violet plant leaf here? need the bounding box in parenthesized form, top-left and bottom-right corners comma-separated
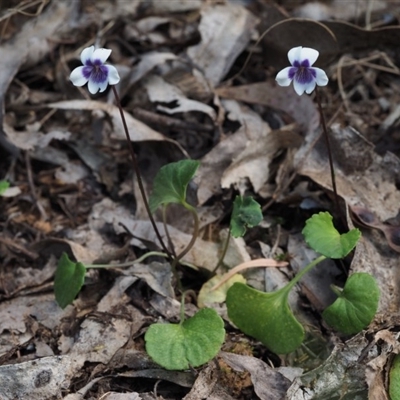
(54, 252, 86, 309)
(226, 282, 304, 354)
(230, 195, 263, 238)
(302, 212, 361, 258)
(145, 308, 225, 370)
(0, 180, 10, 195)
(322, 272, 380, 335)
(389, 354, 400, 400)
(149, 159, 200, 213)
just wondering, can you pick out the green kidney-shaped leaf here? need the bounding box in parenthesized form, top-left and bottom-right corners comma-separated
(302, 212, 361, 258)
(149, 159, 200, 213)
(0, 180, 10, 195)
(54, 252, 86, 309)
(230, 196, 263, 238)
(322, 273, 380, 335)
(145, 308, 225, 370)
(390, 354, 400, 400)
(226, 283, 304, 354)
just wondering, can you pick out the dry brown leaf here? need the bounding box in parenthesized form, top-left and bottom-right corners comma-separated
(143, 75, 216, 120)
(0, 293, 73, 349)
(89, 198, 250, 271)
(220, 100, 280, 194)
(187, 3, 259, 86)
(122, 262, 174, 298)
(3, 120, 71, 151)
(0, 1, 75, 153)
(128, 52, 177, 87)
(216, 81, 319, 134)
(146, 0, 202, 13)
(183, 363, 235, 400)
(31, 238, 98, 265)
(195, 99, 281, 202)
(220, 352, 291, 400)
(195, 127, 247, 205)
(287, 334, 370, 398)
(293, 0, 387, 22)
(0, 355, 79, 400)
(48, 100, 168, 142)
(0, 256, 54, 297)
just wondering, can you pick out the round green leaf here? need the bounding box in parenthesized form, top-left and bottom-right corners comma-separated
(226, 283, 304, 354)
(0, 180, 10, 195)
(149, 159, 200, 213)
(54, 252, 86, 309)
(302, 212, 361, 258)
(322, 273, 380, 335)
(230, 196, 263, 238)
(145, 308, 225, 370)
(390, 354, 400, 400)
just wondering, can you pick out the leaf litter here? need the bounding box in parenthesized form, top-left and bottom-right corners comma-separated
(2, 0, 400, 399)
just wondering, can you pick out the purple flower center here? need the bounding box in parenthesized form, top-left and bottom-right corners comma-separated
(295, 66, 316, 84)
(91, 65, 108, 83)
(293, 59, 311, 68)
(288, 58, 316, 85)
(289, 59, 315, 84)
(82, 59, 109, 83)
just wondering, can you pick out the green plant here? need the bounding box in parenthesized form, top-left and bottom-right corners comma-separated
(0, 180, 10, 195)
(390, 354, 400, 400)
(54, 160, 380, 364)
(226, 212, 379, 354)
(59, 44, 380, 371)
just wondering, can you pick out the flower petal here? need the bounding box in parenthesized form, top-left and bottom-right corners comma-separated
(104, 65, 120, 85)
(313, 67, 329, 86)
(70, 66, 89, 87)
(288, 46, 302, 66)
(91, 48, 112, 64)
(80, 46, 94, 66)
(97, 79, 109, 93)
(293, 78, 307, 96)
(88, 78, 101, 94)
(304, 80, 317, 94)
(276, 67, 294, 87)
(300, 47, 319, 66)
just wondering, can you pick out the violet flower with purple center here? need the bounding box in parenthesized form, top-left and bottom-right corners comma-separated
(70, 46, 120, 94)
(276, 46, 328, 96)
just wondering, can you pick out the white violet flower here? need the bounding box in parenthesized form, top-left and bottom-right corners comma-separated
(70, 46, 120, 94)
(275, 46, 328, 96)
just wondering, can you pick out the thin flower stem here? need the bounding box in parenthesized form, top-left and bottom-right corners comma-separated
(175, 202, 199, 263)
(212, 228, 231, 274)
(315, 88, 341, 217)
(111, 86, 171, 258)
(162, 204, 177, 258)
(169, 202, 199, 294)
